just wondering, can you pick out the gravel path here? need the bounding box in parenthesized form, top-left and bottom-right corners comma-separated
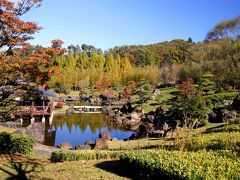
(33, 143, 58, 155)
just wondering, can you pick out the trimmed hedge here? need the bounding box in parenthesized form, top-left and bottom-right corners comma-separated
(50, 150, 121, 162)
(183, 132, 240, 153)
(0, 132, 35, 154)
(120, 150, 240, 179)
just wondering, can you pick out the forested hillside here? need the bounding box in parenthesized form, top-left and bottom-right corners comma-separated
(47, 16, 240, 93)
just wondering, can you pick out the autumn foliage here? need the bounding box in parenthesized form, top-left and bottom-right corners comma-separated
(94, 75, 110, 91)
(0, 0, 65, 120)
(177, 78, 194, 95)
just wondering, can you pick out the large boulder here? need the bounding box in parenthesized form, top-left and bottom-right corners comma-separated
(75, 144, 91, 150)
(95, 138, 108, 148)
(102, 106, 113, 114)
(57, 142, 72, 150)
(25, 122, 45, 143)
(99, 131, 112, 140)
(209, 108, 238, 123)
(155, 106, 164, 116)
(14, 129, 26, 134)
(137, 124, 148, 138)
(113, 116, 124, 124)
(80, 95, 90, 101)
(153, 89, 160, 96)
(130, 112, 141, 121)
(146, 114, 155, 123)
(99, 94, 112, 106)
(162, 122, 170, 137)
(149, 130, 164, 138)
(85, 140, 95, 149)
(121, 101, 133, 114)
(124, 133, 136, 141)
(0, 121, 21, 129)
(108, 110, 116, 117)
(232, 95, 240, 110)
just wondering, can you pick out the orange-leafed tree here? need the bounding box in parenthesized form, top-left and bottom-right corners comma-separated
(120, 81, 136, 103)
(0, 0, 64, 120)
(94, 75, 115, 99)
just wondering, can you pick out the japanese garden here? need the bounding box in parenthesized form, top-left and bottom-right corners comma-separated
(0, 0, 240, 179)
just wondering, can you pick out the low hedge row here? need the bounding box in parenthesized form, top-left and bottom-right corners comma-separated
(50, 150, 121, 162)
(120, 150, 240, 179)
(183, 132, 240, 153)
(0, 132, 35, 154)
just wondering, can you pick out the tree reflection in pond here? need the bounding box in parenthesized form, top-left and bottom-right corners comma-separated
(44, 113, 134, 147)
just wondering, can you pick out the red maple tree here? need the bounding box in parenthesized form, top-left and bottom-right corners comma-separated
(0, 0, 65, 120)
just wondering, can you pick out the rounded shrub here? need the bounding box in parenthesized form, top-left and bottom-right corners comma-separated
(10, 134, 35, 155)
(0, 132, 35, 155)
(0, 132, 11, 152)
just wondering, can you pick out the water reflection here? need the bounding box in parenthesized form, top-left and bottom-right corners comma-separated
(44, 113, 134, 147)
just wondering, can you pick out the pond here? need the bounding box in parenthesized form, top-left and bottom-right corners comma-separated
(43, 113, 134, 147)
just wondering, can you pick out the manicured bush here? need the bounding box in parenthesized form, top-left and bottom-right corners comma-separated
(10, 134, 35, 154)
(182, 132, 240, 152)
(120, 149, 240, 179)
(0, 132, 35, 155)
(206, 92, 239, 106)
(56, 102, 64, 108)
(50, 150, 121, 162)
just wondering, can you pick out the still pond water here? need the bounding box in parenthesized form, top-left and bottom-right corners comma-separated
(43, 113, 134, 147)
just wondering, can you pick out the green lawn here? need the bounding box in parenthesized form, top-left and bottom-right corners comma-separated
(140, 87, 178, 113)
(0, 125, 15, 133)
(0, 153, 131, 180)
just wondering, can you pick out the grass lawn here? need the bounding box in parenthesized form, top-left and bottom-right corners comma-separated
(57, 90, 81, 97)
(0, 153, 131, 180)
(108, 138, 173, 150)
(137, 87, 178, 113)
(0, 125, 15, 133)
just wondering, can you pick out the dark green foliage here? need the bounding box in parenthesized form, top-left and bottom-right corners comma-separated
(134, 82, 153, 105)
(0, 132, 11, 152)
(0, 95, 16, 121)
(54, 84, 69, 95)
(0, 132, 35, 155)
(50, 150, 121, 162)
(200, 73, 215, 95)
(188, 37, 193, 43)
(205, 92, 239, 108)
(171, 80, 209, 127)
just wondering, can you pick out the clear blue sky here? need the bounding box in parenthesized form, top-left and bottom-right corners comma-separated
(22, 0, 240, 50)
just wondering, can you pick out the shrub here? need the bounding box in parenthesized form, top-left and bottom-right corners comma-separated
(120, 150, 240, 179)
(10, 134, 35, 154)
(56, 101, 64, 108)
(50, 150, 121, 162)
(0, 132, 35, 155)
(182, 132, 240, 152)
(0, 132, 11, 152)
(206, 92, 239, 107)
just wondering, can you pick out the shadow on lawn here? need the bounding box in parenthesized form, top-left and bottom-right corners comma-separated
(0, 154, 52, 180)
(95, 160, 136, 179)
(203, 124, 240, 134)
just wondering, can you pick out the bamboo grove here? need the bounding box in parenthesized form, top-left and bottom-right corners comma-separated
(49, 50, 160, 90)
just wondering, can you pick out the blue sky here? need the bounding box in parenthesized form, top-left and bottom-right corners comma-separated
(23, 0, 240, 50)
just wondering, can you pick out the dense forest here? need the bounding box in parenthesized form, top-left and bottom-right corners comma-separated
(44, 16, 240, 93)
